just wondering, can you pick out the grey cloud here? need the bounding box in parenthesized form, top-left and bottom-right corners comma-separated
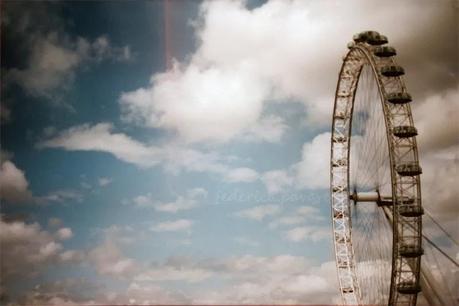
(0, 160, 33, 203)
(0, 218, 82, 304)
(3, 2, 131, 101)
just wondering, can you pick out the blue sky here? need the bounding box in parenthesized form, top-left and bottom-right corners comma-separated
(1, 0, 457, 304)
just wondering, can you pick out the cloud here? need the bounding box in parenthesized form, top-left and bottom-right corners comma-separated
(38, 189, 84, 204)
(48, 217, 63, 228)
(130, 194, 155, 208)
(224, 167, 259, 183)
(56, 227, 73, 240)
(89, 226, 140, 279)
(4, 2, 131, 100)
(8, 33, 130, 99)
(119, 62, 271, 143)
(97, 177, 112, 187)
(285, 226, 330, 242)
(150, 219, 194, 233)
(59, 250, 85, 263)
(242, 115, 288, 143)
(259, 132, 331, 192)
(269, 216, 304, 229)
(120, 0, 457, 146)
(38, 123, 162, 167)
(0, 103, 11, 124)
(129, 188, 207, 213)
(9, 250, 340, 304)
(261, 169, 294, 194)
(129, 254, 338, 305)
(295, 132, 330, 189)
(233, 236, 260, 247)
(0, 218, 79, 284)
(235, 204, 281, 221)
(410, 87, 459, 239)
(0, 153, 83, 206)
(15, 278, 100, 306)
(0, 160, 33, 203)
(419, 144, 459, 226)
(185, 255, 338, 304)
(124, 282, 190, 305)
(267, 205, 323, 229)
(296, 205, 322, 217)
(414, 87, 459, 152)
(38, 123, 234, 175)
(155, 188, 207, 213)
(135, 265, 212, 283)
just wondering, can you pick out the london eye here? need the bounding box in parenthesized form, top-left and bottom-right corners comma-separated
(330, 31, 423, 306)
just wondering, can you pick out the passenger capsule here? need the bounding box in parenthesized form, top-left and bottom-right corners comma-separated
(381, 65, 405, 77)
(399, 205, 424, 217)
(353, 31, 381, 44)
(353, 32, 368, 43)
(368, 34, 388, 45)
(374, 46, 397, 57)
(397, 282, 421, 294)
(396, 163, 422, 176)
(397, 196, 415, 205)
(393, 126, 418, 138)
(399, 245, 424, 257)
(386, 92, 412, 104)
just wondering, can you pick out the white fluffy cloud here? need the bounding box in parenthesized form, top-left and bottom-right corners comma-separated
(118, 254, 338, 304)
(38, 123, 237, 176)
(129, 188, 207, 213)
(0, 160, 33, 203)
(261, 169, 294, 194)
(131, 188, 207, 213)
(259, 132, 330, 193)
(269, 205, 323, 229)
(269, 215, 304, 229)
(285, 226, 330, 242)
(120, 63, 270, 143)
(193, 255, 339, 304)
(295, 132, 330, 189)
(224, 167, 259, 183)
(38, 123, 162, 167)
(119, 0, 456, 146)
(56, 227, 73, 240)
(150, 219, 194, 233)
(155, 188, 207, 213)
(235, 204, 281, 221)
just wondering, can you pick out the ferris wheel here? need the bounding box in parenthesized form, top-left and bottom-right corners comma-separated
(330, 31, 423, 306)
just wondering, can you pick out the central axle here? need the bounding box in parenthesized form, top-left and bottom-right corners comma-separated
(350, 191, 392, 206)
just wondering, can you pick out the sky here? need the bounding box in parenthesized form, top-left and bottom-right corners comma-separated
(0, 0, 458, 305)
